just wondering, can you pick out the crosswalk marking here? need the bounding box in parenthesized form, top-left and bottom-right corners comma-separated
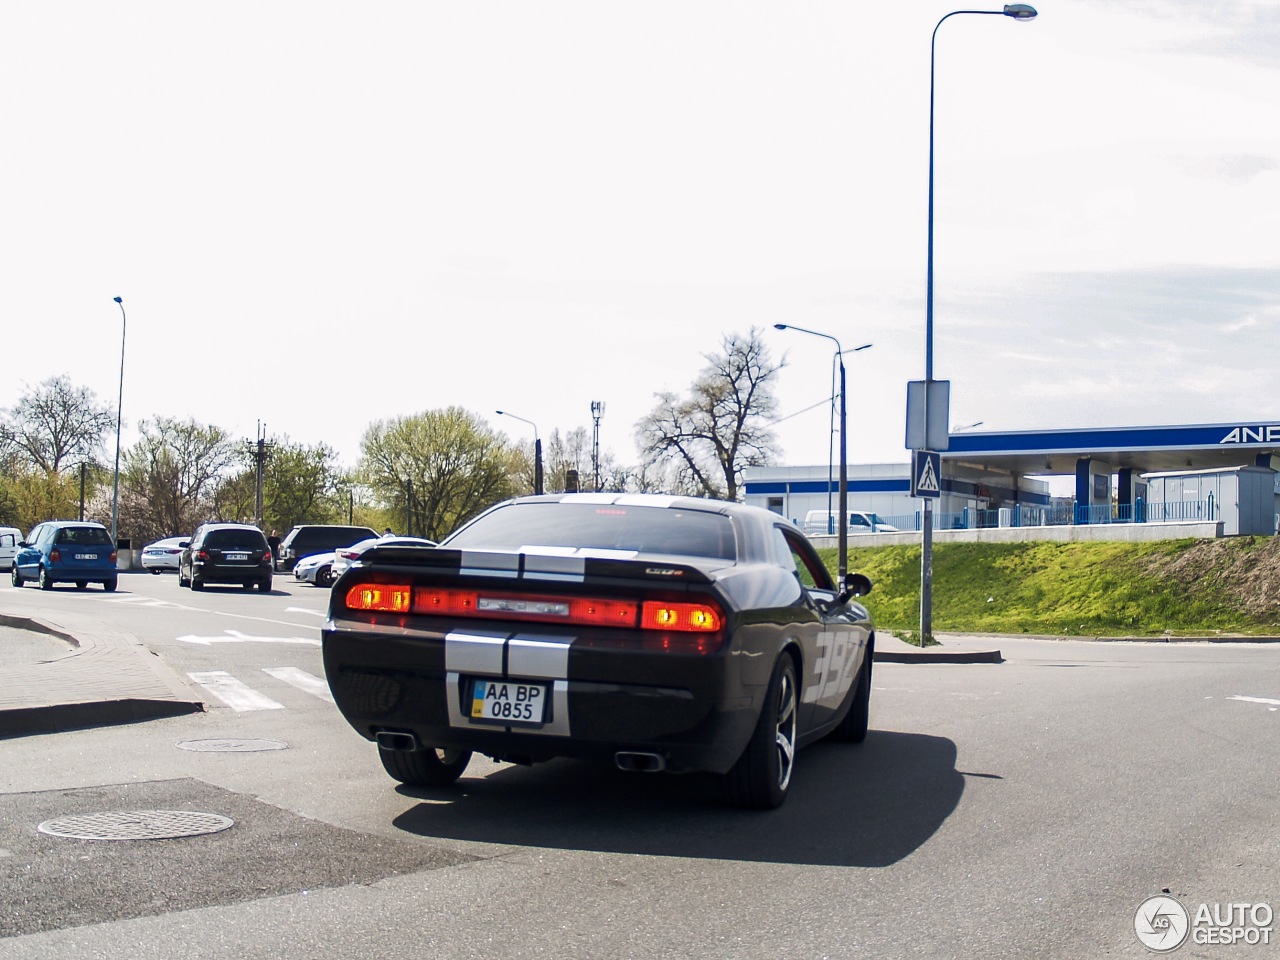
(262, 666, 335, 703)
(188, 671, 285, 712)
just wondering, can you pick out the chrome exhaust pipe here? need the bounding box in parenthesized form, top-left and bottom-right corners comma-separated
(614, 751, 666, 773)
(375, 730, 419, 752)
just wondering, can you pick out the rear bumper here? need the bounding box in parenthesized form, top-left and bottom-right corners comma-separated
(322, 622, 763, 774)
(191, 562, 272, 584)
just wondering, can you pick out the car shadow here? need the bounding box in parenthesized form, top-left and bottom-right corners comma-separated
(391, 730, 965, 867)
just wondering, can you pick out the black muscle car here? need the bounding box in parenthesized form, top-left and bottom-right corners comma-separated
(322, 493, 876, 808)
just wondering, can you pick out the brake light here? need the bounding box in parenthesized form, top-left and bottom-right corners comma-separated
(413, 588, 639, 627)
(641, 601, 722, 633)
(197, 550, 209, 561)
(339, 550, 361, 560)
(50, 548, 61, 563)
(345, 583, 412, 613)
(109, 550, 118, 563)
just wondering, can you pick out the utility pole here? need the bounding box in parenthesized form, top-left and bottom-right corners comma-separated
(591, 400, 605, 492)
(243, 422, 274, 528)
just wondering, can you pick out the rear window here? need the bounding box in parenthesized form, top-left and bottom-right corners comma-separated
(54, 526, 113, 546)
(443, 502, 737, 561)
(205, 529, 267, 550)
(286, 527, 376, 549)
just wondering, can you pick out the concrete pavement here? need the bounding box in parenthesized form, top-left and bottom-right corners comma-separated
(0, 604, 1000, 739)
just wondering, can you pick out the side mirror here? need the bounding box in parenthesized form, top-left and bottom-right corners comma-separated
(837, 572, 873, 604)
(179, 541, 190, 549)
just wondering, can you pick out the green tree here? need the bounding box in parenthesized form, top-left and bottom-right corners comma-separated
(118, 417, 237, 542)
(636, 328, 781, 500)
(218, 438, 346, 533)
(357, 407, 515, 540)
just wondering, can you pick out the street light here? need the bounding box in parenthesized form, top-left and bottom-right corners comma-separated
(774, 324, 870, 581)
(496, 410, 543, 495)
(919, 4, 1037, 643)
(110, 296, 126, 546)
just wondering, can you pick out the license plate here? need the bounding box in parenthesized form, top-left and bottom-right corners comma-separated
(225, 552, 249, 561)
(469, 679, 548, 725)
(75, 553, 95, 560)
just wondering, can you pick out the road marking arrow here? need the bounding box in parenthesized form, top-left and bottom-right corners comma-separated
(177, 630, 321, 647)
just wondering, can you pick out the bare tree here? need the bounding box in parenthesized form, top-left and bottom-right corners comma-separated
(118, 417, 237, 542)
(0, 376, 114, 473)
(636, 328, 782, 500)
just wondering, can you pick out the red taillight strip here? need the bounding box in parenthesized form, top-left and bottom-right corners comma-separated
(343, 582, 723, 634)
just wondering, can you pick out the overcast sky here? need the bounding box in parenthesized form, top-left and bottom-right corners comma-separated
(3, 0, 1277, 480)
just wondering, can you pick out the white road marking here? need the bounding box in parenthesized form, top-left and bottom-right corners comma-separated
(1228, 695, 1280, 709)
(188, 671, 284, 712)
(285, 607, 327, 618)
(262, 667, 334, 702)
(177, 630, 321, 647)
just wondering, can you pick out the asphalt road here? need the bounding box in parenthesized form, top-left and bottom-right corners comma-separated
(1, 572, 1277, 959)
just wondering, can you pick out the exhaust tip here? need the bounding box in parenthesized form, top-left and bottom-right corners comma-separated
(375, 730, 418, 752)
(614, 751, 666, 773)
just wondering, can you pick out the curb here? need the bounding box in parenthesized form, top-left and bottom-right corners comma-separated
(875, 648, 1003, 664)
(0, 614, 204, 739)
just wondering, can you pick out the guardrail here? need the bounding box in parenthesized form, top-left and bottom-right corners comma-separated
(875, 498, 1217, 532)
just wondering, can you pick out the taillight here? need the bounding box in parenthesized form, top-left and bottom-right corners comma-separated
(641, 601, 722, 632)
(412, 588, 639, 627)
(197, 550, 209, 561)
(339, 550, 361, 560)
(345, 583, 412, 613)
(50, 548, 61, 563)
(109, 550, 118, 563)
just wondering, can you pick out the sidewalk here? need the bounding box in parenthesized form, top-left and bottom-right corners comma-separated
(0, 611, 204, 739)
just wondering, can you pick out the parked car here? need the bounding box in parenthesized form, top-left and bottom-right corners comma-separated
(178, 522, 274, 592)
(140, 536, 186, 573)
(322, 494, 875, 809)
(10, 521, 118, 591)
(802, 510, 898, 536)
(0, 526, 21, 571)
(276, 524, 379, 572)
(293, 552, 335, 587)
(330, 535, 436, 582)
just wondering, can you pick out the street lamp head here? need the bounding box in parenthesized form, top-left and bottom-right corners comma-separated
(773, 323, 789, 331)
(1003, 4, 1037, 19)
(113, 296, 123, 303)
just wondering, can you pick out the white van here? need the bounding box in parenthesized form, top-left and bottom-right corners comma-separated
(0, 526, 22, 571)
(802, 511, 898, 536)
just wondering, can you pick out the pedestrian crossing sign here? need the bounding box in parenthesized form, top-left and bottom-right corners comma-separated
(912, 450, 942, 498)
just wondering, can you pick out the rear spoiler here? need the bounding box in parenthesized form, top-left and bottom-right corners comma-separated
(355, 544, 718, 586)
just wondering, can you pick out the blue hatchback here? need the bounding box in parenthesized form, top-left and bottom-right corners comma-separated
(11, 521, 118, 591)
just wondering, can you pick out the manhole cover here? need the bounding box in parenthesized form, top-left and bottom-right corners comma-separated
(37, 810, 235, 841)
(177, 738, 288, 753)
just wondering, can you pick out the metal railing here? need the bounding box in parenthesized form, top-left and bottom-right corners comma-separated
(873, 498, 1218, 533)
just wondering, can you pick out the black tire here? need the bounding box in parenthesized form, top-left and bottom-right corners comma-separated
(75, 580, 88, 590)
(257, 578, 272, 593)
(149, 569, 161, 575)
(103, 578, 118, 593)
(242, 581, 254, 591)
(39, 566, 54, 591)
(724, 655, 799, 809)
(190, 577, 204, 592)
(11, 566, 23, 588)
(379, 745, 472, 787)
(315, 565, 333, 588)
(828, 640, 873, 743)
(178, 566, 190, 588)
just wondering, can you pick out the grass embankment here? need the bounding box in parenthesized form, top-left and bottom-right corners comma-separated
(817, 537, 1280, 637)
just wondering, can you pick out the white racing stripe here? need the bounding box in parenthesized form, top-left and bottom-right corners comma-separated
(262, 667, 334, 702)
(188, 671, 284, 712)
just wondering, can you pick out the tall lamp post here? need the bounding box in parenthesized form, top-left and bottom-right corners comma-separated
(919, 4, 1037, 642)
(496, 410, 543, 495)
(110, 296, 126, 545)
(775, 324, 871, 581)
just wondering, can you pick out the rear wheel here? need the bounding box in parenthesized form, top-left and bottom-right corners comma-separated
(178, 566, 190, 587)
(39, 566, 54, 591)
(242, 581, 254, 591)
(11, 566, 23, 587)
(724, 655, 798, 809)
(149, 568, 161, 575)
(103, 578, 117, 592)
(75, 581, 88, 590)
(315, 565, 334, 588)
(190, 577, 204, 592)
(257, 577, 272, 593)
(379, 745, 472, 787)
